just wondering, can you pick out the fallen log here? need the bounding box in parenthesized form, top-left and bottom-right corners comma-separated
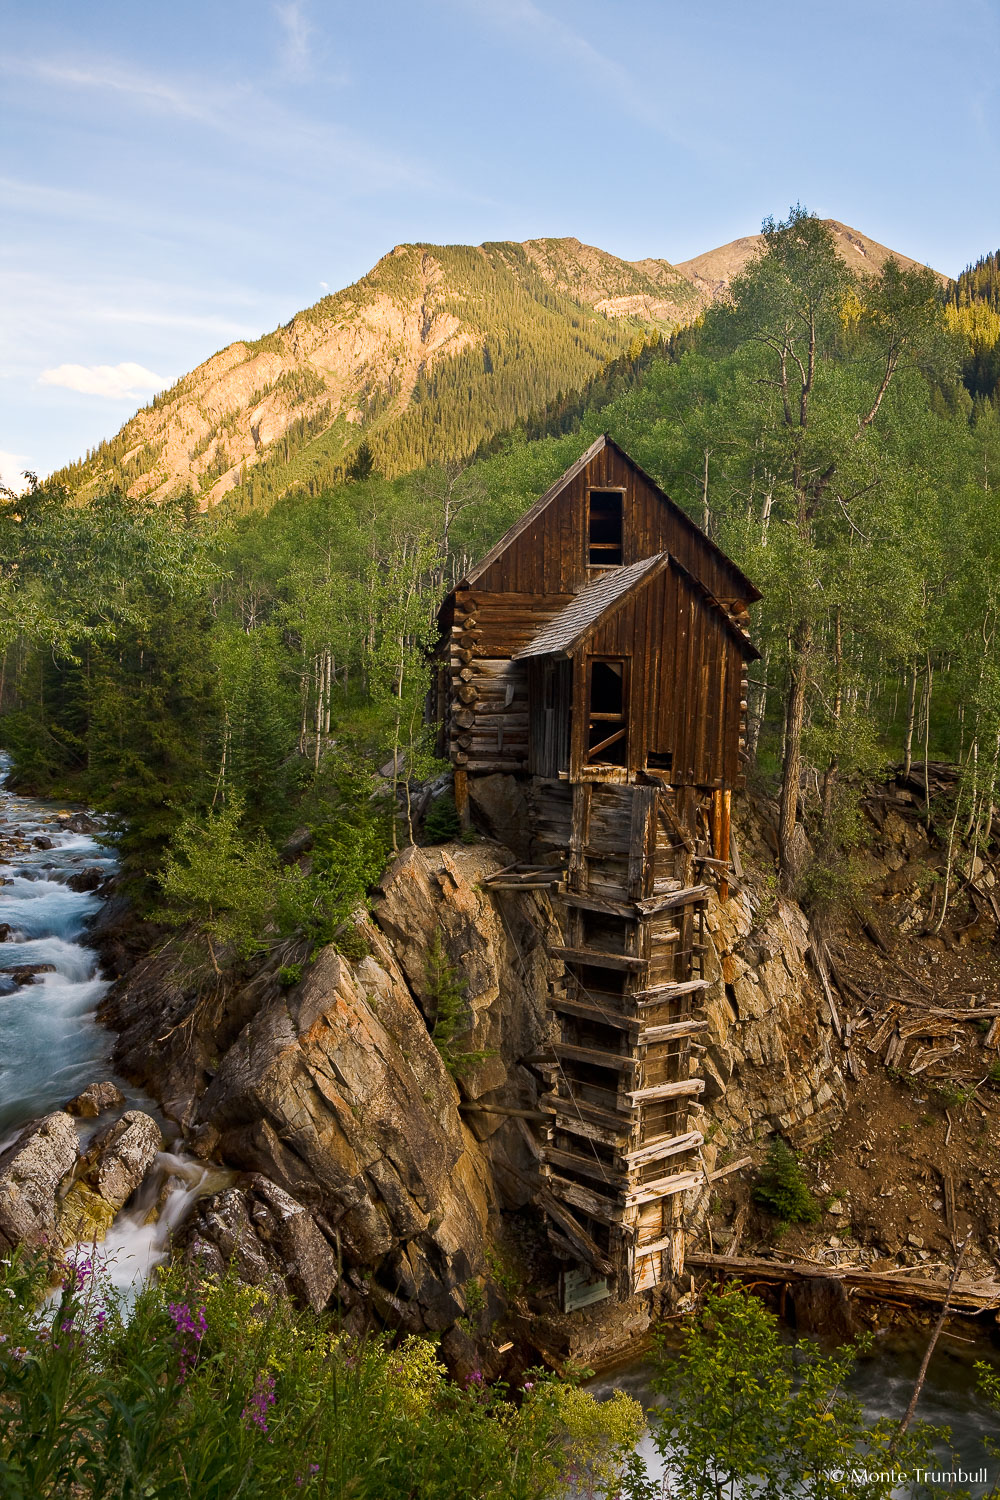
(685, 1252, 1000, 1314)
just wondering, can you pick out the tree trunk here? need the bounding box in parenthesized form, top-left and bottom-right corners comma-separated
(778, 617, 813, 879)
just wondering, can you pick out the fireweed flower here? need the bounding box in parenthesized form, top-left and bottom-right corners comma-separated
(242, 1372, 277, 1435)
(168, 1302, 206, 1383)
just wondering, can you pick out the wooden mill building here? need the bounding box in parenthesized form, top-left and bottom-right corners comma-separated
(436, 434, 760, 1300)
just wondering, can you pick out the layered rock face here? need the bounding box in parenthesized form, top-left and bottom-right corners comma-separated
(104, 844, 561, 1335)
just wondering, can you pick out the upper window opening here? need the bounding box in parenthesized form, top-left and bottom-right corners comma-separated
(588, 490, 623, 566)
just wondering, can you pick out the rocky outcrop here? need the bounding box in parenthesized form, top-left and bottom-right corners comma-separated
(180, 1175, 338, 1312)
(698, 884, 845, 1153)
(0, 1112, 80, 1251)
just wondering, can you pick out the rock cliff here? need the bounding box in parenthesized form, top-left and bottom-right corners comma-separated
(97, 821, 847, 1360)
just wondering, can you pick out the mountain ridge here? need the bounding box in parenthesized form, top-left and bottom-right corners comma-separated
(49, 222, 948, 511)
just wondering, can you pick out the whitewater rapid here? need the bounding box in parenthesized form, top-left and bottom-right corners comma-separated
(0, 769, 224, 1290)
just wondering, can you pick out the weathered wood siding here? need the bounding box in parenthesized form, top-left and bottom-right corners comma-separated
(471, 444, 750, 607)
(572, 562, 748, 787)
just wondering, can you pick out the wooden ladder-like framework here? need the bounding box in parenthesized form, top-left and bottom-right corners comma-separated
(535, 781, 722, 1298)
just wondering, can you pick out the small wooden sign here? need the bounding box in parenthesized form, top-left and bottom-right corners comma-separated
(560, 1266, 612, 1313)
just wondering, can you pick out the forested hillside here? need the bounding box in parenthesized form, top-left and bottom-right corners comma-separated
(4, 210, 998, 949)
(44, 239, 702, 513)
(947, 248, 1000, 405)
(41, 222, 944, 521)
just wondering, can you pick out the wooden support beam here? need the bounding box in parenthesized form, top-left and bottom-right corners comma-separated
(536, 1187, 614, 1276)
(636, 1019, 709, 1044)
(539, 1091, 633, 1133)
(626, 1079, 706, 1102)
(544, 1172, 622, 1225)
(547, 1111, 632, 1149)
(550, 994, 636, 1030)
(621, 1130, 703, 1169)
(625, 1169, 700, 1207)
(635, 885, 710, 915)
(558, 889, 637, 919)
(543, 1145, 622, 1187)
(631, 978, 710, 1003)
(551, 945, 647, 972)
(553, 1041, 638, 1072)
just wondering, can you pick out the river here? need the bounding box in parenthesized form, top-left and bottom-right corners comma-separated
(0, 768, 222, 1294)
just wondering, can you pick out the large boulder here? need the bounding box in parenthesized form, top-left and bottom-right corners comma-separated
(82, 1110, 162, 1209)
(180, 1175, 338, 1311)
(0, 1112, 80, 1251)
(373, 845, 556, 1104)
(63, 1081, 126, 1119)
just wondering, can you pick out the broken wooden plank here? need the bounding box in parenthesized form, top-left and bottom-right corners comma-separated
(626, 1078, 706, 1102)
(625, 1169, 700, 1207)
(621, 1130, 703, 1169)
(632, 978, 710, 1003)
(635, 885, 710, 915)
(552, 1041, 639, 1072)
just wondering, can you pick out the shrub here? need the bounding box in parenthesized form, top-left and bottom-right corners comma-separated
(751, 1139, 821, 1224)
(0, 1248, 648, 1499)
(651, 1284, 955, 1500)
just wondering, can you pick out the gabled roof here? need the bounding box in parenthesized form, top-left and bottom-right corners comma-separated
(515, 550, 761, 662)
(458, 433, 762, 602)
(515, 554, 669, 658)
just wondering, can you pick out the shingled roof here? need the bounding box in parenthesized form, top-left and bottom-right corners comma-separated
(515, 554, 669, 659)
(514, 550, 760, 662)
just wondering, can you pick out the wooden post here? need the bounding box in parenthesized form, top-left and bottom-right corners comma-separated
(454, 767, 470, 830)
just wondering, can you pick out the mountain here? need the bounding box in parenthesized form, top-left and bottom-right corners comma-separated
(50, 239, 703, 511)
(676, 218, 948, 303)
(48, 223, 947, 511)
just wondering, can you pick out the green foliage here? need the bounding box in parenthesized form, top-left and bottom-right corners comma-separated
(651, 1284, 962, 1500)
(425, 927, 493, 1077)
(752, 1139, 822, 1224)
(158, 797, 286, 960)
(423, 792, 461, 843)
(278, 962, 303, 988)
(0, 1249, 647, 1500)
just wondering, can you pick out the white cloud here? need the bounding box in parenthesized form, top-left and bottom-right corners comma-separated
(39, 362, 167, 399)
(0, 451, 33, 493)
(275, 1, 312, 77)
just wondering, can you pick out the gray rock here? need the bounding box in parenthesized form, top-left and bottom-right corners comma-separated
(67, 867, 104, 893)
(179, 1175, 338, 1311)
(63, 1081, 126, 1119)
(8, 964, 56, 985)
(32, 835, 54, 851)
(0, 1112, 80, 1251)
(66, 813, 99, 834)
(82, 1110, 162, 1210)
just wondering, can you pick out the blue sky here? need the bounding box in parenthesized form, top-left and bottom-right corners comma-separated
(3, 0, 1000, 483)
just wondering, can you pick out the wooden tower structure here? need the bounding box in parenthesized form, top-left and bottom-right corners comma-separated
(436, 435, 759, 1298)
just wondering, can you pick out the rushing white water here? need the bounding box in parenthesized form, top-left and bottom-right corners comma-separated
(0, 767, 224, 1292)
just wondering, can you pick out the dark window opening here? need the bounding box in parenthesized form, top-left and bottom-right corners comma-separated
(646, 750, 673, 771)
(588, 490, 623, 565)
(586, 658, 628, 767)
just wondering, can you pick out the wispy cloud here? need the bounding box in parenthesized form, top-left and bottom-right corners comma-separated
(275, 1, 313, 78)
(40, 362, 167, 399)
(3, 51, 433, 194)
(458, 0, 667, 131)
